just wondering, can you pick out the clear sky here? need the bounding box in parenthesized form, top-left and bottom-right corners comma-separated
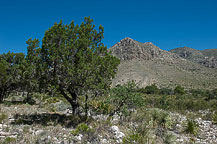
(0, 0, 217, 54)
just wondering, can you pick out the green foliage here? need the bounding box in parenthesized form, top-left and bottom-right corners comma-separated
(212, 111, 217, 124)
(159, 88, 173, 95)
(22, 38, 41, 103)
(0, 52, 25, 102)
(39, 17, 120, 115)
(185, 119, 199, 135)
(174, 85, 185, 95)
(2, 137, 16, 144)
(0, 113, 8, 123)
(164, 133, 176, 144)
(89, 100, 114, 114)
(71, 123, 93, 135)
(123, 133, 144, 144)
(144, 84, 159, 94)
(151, 109, 172, 128)
(190, 89, 206, 97)
(108, 81, 144, 116)
(205, 89, 217, 100)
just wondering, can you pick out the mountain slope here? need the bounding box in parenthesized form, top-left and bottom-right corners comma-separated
(109, 38, 217, 89)
(170, 47, 217, 69)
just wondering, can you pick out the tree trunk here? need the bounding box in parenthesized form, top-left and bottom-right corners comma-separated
(0, 88, 5, 103)
(68, 91, 79, 115)
(59, 87, 79, 115)
(85, 94, 88, 119)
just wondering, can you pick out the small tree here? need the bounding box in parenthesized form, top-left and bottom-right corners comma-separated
(0, 52, 25, 102)
(39, 17, 120, 115)
(108, 81, 144, 116)
(22, 38, 40, 104)
(0, 59, 8, 102)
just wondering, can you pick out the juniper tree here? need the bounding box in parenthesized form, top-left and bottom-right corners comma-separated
(0, 58, 8, 102)
(22, 38, 40, 103)
(0, 52, 25, 102)
(40, 17, 120, 115)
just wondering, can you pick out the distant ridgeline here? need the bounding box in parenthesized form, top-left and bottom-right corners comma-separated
(109, 37, 217, 89)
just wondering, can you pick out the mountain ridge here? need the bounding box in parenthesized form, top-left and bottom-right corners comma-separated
(109, 38, 217, 89)
(170, 46, 217, 68)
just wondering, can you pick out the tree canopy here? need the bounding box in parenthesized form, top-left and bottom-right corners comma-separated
(40, 17, 120, 114)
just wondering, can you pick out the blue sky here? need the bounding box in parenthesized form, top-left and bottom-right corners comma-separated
(0, 0, 217, 54)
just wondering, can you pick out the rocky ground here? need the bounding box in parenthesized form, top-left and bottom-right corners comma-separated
(0, 99, 217, 144)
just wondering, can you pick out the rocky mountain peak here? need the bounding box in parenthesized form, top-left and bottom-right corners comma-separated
(114, 37, 137, 47)
(144, 42, 154, 45)
(109, 38, 175, 61)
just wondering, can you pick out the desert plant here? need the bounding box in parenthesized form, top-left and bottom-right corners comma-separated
(144, 84, 159, 94)
(0, 113, 8, 123)
(123, 133, 144, 144)
(151, 109, 171, 128)
(212, 111, 217, 124)
(108, 81, 145, 116)
(71, 123, 93, 135)
(89, 100, 114, 114)
(159, 88, 173, 95)
(2, 137, 16, 144)
(174, 85, 185, 95)
(185, 119, 199, 135)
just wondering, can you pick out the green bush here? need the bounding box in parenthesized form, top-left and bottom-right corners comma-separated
(0, 113, 8, 123)
(151, 109, 172, 128)
(159, 88, 173, 95)
(212, 111, 217, 124)
(71, 123, 93, 135)
(144, 84, 159, 94)
(190, 89, 206, 97)
(108, 81, 145, 116)
(2, 137, 16, 144)
(89, 100, 114, 114)
(174, 85, 185, 95)
(206, 89, 217, 100)
(123, 133, 144, 144)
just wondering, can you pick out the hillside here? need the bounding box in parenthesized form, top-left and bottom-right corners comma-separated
(170, 47, 217, 69)
(109, 38, 217, 89)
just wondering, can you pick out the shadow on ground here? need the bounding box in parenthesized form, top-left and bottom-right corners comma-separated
(2, 100, 26, 106)
(11, 113, 89, 128)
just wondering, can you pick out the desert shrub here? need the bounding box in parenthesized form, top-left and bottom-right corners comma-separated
(2, 137, 16, 144)
(159, 88, 173, 95)
(71, 123, 93, 135)
(174, 85, 185, 95)
(151, 109, 171, 128)
(185, 119, 199, 135)
(190, 89, 206, 97)
(159, 95, 170, 109)
(206, 89, 217, 100)
(108, 81, 145, 116)
(212, 111, 217, 124)
(164, 133, 176, 144)
(123, 133, 144, 144)
(89, 100, 114, 115)
(137, 87, 146, 93)
(144, 84, 159, 94)
(0, 113, 8, 123)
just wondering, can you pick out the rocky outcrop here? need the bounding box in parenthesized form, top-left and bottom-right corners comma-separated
(170, 46, 217, 69)
(109, 37, 178, 61)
